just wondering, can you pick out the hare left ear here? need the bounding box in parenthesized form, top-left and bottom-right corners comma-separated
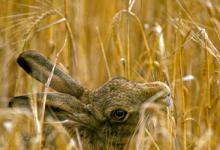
(9, 93, 85, 112)
(9, 93, 94, 126)
(17, 50, 84, 98)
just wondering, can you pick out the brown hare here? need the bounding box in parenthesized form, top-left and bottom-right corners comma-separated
(9, 50, 173, 150)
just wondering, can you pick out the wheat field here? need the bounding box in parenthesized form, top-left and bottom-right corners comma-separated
(0, 0, 220, 149)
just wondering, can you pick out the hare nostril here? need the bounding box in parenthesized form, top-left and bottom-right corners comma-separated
(111, 109, 127, 121)
(166, 96, 173, 108)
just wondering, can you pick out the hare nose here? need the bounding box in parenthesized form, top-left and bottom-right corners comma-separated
(164, 94, 173, 108)
(153, 82, 173, 108)
(141, 81, 173, 108)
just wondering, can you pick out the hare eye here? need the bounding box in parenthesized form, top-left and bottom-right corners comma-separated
(111, 109, 127, 121)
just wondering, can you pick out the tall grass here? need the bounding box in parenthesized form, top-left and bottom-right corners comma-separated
(0, 0, 220, 149)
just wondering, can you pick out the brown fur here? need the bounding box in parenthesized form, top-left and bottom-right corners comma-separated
(10, 50, 172, 149)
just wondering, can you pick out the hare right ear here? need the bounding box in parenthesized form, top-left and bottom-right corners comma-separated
(17, 51, 84, 98)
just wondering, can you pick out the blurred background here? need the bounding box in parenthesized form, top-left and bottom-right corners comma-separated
(0, 0, 220, 149)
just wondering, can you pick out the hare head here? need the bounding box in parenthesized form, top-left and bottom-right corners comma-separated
(9, 51, 173, 149)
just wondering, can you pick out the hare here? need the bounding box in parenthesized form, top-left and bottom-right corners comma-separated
(9, 50, 173, 150)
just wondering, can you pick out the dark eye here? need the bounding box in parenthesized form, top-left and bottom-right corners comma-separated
(110, 109, 127, 121)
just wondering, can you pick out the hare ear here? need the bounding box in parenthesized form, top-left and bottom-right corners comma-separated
(17, 50, 84, 98)
(9, 93, 95, 127)
(9, 95, 30, 109)
(9, 93, 85, 113)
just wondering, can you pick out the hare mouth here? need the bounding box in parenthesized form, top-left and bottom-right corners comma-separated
(107, 137, 130, 145)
